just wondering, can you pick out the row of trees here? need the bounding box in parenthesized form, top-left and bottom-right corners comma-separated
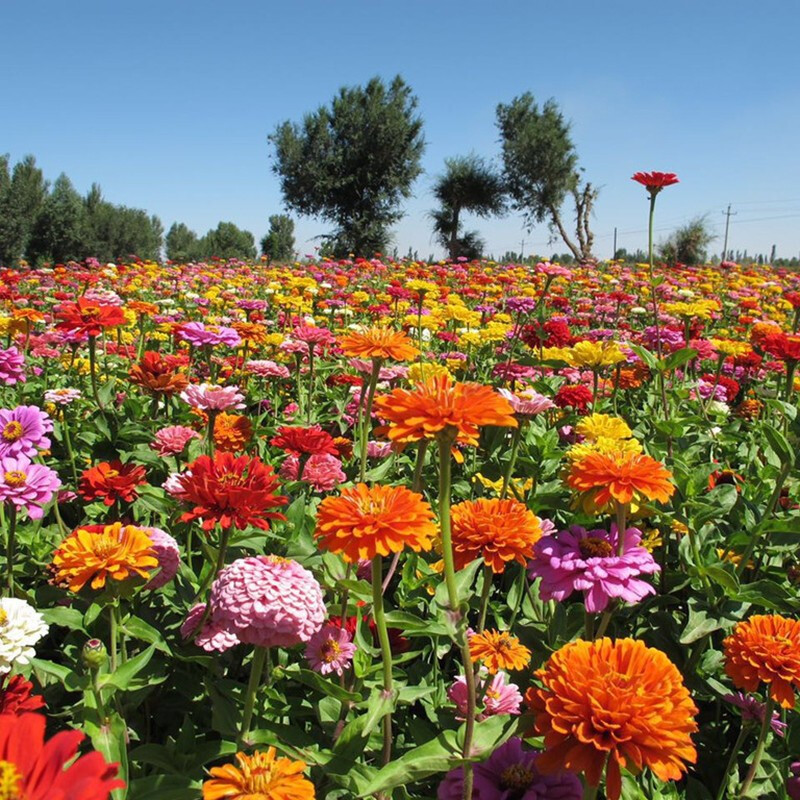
(270, 77, 598, 261)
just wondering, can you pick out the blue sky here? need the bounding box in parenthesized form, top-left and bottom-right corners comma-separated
(3, 1, 799, 260)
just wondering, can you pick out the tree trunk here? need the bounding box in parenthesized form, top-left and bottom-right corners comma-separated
(448, 206, 460, 261)
(548, 205, 582, 262)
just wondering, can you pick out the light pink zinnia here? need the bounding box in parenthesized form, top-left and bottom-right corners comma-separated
(498, 387, 555, 416)
(305, 624, 356, 676)
(209, 556, 326, 648)
(141, 527, 180, 590)
(292, 325, 336, 350)
(0, 456, 60, 520)
(279, 453, 346, 492)
(0, 406, 53, 459)
(246, 360, 291, 379)
(448, 670, 522, 721)
(179, 383, 245, 411)
(151, 425, 200, 456)
(181, 603, 240, 653)
(44, 388, 82, 406)
(0, 347, 26, 386)
(178, 322, 241, 348)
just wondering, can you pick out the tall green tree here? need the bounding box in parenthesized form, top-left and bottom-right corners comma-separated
(659, 216, 715, 265)
(260, 214, 295, 262)
(430, 154, 505, 260)
(0, 155, 48, 265)
(496, 93, 596, 262)
(269, 75, 425, 257)
(198, 221, 256, 261)
(26, 174, 87, 265)
(166, 222, 200, 263)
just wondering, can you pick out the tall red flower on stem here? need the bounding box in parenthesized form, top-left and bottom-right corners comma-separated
(631, 171, 680, 195)
(0, 712, 124, 799)
(55, 298, 126, 337)
(173, 452, 287, 531)
(79, 460, 147, 506)
(270, 425, 338, 456)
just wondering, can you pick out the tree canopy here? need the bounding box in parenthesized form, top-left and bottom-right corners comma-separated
(260, 214, 295, 262)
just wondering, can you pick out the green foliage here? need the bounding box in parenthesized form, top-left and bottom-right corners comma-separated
(165, 222, 200, 263)
(0, 154, 48, 265)
(197, 221, 257, 261)
(260, 214, 295, 262)
(269, 75, 424, 257)
(659, 216, 716, 265)
(27, 173, 88, 265)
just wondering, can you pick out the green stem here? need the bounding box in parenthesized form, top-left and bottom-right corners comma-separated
(785, 359, 798, 401)
(615, 502, 627, 558)
(206, 410, 218, 457)
(500, 423, 523, 499)
(476, 565, 493, 632)
(738, 696, 774, 797)
(371, 558, 394, 765)
(5, 504, 16, 594)
(88, 336, 103, 409)
(60, 411, 80, 489)
(109, 605, 118, 672)
(716, 724, 750, 800)
(358, 359, 383, 483)
(411, 440, 429, 493)
(238, 646, 268, 747)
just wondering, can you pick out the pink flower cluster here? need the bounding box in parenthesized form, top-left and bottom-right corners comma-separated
(279, 453, 346, 492)
(178, 322, 241, 348)
(180, 383, 245, 411)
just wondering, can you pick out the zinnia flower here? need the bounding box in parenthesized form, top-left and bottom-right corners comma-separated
(202, 748, 314, 800)
(172, 452, 287, 532)
(129, 351, 189, 397)
(0, 405, 53, 459)
(246, 360, 291, 379)
(498, 387, 555, 417)
(51, 523, 158, 593)
(450, 497, 543, 573)
(78, 460, 147, 506)
(468, 629, 531, 674)
(0, 346, 26, 385)
(566, 450, 675, 512)
(631, 171, 680, 194)
(449, 669, 522, 720)
(178, 321, 241, 348)
(553, 384, 593, 412)
(180, 383, 245, 412)
(0, 598, 48, 674)
(0, 674, 45, 715)
(526, 638, 697, 800)
(528, 524, 660, 613)
(209, 556, 326, 648)
(43, 387, 81, 406)
(151, 425, 200, 456)
(437, 737, 582, 800)
(0, 712, 124, 800)
(55, 297, 126, 337)
(723, 614, 800, 708)
(213, 413, 253, 453)
(338, 327, 419, 361)
(374, 374, 516, 447)
(315, 483, 436, 562)
(141, 527, 180, 590)
(181, 603, 240, 653)
(0, 455, 60, 520)
(279, 453, 346, 492)
(271, 425, 338, 457)
(305, 624, 356, 676)
(723, 692, 786, 736)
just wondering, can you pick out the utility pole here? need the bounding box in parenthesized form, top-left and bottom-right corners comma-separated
(721, 204, 737, 261)
(519, 238, 525, 261)
(613, 227, 617, 259)
(770, 244, 776, 264)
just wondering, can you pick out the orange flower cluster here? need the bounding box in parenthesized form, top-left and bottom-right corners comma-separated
(723, 614, 800, 708)
(213, 413, 253, 453)
(202, 748, 315, 800)
(338, 327, 419, 361)
(450, 497, 542, 573)
(468, 629, 531, 674)
(374, 374, 516, 447)
(315, 483, 436, 562)
(129, 351, 189, 397)
(527, 638, 697, 800)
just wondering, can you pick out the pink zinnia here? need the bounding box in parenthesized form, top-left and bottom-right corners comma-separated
(43, 388, 81, 406)
(305, 624, 356, 676)
(0, 347, 26, 386)
(151, 425, 200, 456)
(246, 360, 290, 379)
(528, 524, 659, 613)
(0, 456, 60, 520)
(141, 527, 180, 590)
(180, 383, 245, 411)
(499, 387, 555, 416)
(0, 406, 53, 459)
(292, 325, 336, 350)
(209, 556, 326, 648)
(279, 453, 345, 492)
(366, 441, 392, 459)
(178, 322, 241, 348)
(449, 670, 522, 721)
(181, 603, 240, 653)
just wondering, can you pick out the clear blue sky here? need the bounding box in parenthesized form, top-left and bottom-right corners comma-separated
(4, 0, 799, 261)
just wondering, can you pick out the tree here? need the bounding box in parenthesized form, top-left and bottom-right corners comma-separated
(429, 154, 505, 260)
(166, 222, 200, 263)
(0, 155, 48, 265)
(260, 214, 295, 262)
(659, 216, 716, 266)
(496, 93, 596, 262)
(269, 75, 425, 257)
(26, 174, 87, 265)
(198, 222, 256, 260)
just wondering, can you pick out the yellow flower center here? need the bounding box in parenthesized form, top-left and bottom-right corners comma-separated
(579, 537, 614, 559)
(3, 471, 26, 487)
(0, 760, 23, 800)
(1, 422, 23, 442)
(320, 639, 342, 663)
(104, 470, 120, 479)
(93, 534, 120, 560)
(499, 763, 534, 792)
(0, 609, 7, 627)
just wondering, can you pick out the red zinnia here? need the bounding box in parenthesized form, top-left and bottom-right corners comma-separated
(55, 298, 126, 337)
(761, 332, 800, 362)
(554, 384, 594, 412)
(270, 425, 338, 456)
(173, 452, 287, 531)
(0, 712, 124, 799)
(79, 460, 147, 506)
(631, 171, 680, 194)
(0, 675, 45, 716)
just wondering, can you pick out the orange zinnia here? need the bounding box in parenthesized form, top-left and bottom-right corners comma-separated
(129, 351, 190, 397)
(52, 522, 158, 593)
(373, 374, 516, 447)
(723, 614, 800, 708)
(527, 638, 697, 800)
(450, 497, 542, 572)
(202, 748, 315, 800)
(468, 629, 531, 674)
(213, 413, 253, 453)
(338, 327, 419, 361)
(315, 483, 436, 562)
(567, 450, 675, 511)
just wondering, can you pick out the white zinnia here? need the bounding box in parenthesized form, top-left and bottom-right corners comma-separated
(0, 598, 48, 674)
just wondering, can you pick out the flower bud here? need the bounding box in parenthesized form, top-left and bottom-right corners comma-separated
(82, 638, 108, 671)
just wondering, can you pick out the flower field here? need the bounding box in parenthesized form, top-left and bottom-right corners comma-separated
(1, 242, 800, 799)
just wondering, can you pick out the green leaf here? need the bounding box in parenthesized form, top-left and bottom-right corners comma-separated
(122, 616, 171, 654)
(99, 644, 156, 691)
(291, 667, 362, 702)
(83, 711, 129, 799)
(663, 347, 698, 372)
(762, 423, 795, 467)
(383, 610, 449, 637)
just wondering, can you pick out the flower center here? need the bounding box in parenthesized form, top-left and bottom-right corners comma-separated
(0, 609, 7, 628)
(579, 537, 614, 559)
(1, 422, 23, 442)
(320, 639, 342, 663)
(104, 470, 120, 479)
(0, 760, 23, 800)
(3, 471, 26, 487)
(93, 535, 120, 560)
(499, 763, 535, 792)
